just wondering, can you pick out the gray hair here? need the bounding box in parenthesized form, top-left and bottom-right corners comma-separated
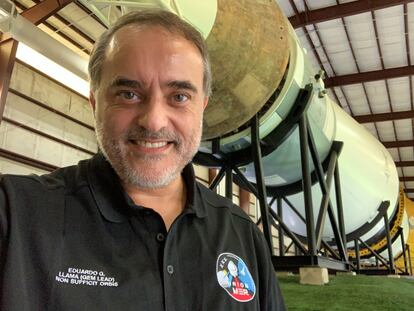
(88, 10, 212, 96)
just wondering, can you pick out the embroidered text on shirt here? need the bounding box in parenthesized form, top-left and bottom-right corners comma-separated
(55, 267, 118, 287)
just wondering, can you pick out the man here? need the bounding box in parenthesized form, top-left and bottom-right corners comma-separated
(0, 10, 286, 310)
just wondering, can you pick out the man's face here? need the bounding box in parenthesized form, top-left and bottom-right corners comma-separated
(90, 25, 208, 189)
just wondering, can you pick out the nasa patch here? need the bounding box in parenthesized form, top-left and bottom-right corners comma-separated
(216, 252, 256, 302)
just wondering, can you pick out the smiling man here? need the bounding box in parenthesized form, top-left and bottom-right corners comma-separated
(0, 10, 285, 310)
(90, 22, 209, 229)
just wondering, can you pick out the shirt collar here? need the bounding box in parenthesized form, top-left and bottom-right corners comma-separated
(87, 153, 207, 223)
(182, 162, 207, 218)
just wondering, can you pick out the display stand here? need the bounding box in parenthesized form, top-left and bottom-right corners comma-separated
(195, 84, 351, 272)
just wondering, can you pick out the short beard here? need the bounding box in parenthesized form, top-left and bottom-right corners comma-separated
(95, 120, 201, 189)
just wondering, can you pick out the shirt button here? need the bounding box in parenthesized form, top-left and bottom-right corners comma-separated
(167, 265, 174, 275)
(156, 233, 165, 242)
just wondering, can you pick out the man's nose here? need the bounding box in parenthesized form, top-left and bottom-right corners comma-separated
(137, 96, 169, 133)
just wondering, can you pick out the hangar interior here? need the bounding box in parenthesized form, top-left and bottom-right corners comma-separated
(1, 0, 414, 281)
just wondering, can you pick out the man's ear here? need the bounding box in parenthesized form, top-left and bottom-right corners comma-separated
(89, 91, 96, 114)
(202, 96, 209, 110)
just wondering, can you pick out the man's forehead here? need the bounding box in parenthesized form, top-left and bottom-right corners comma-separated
(96, 23, 206, 95)
(106, 24, 190, 55)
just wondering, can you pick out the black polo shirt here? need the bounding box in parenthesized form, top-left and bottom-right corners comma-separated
(0, 154, 285, 310)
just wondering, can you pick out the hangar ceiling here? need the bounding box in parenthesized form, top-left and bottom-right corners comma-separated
(1, 0, 414, 198)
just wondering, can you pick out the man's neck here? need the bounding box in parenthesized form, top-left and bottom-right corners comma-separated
(124, 176, 186, 231)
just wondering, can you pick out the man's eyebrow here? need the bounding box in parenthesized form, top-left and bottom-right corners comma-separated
(109, 78, 142, 89)
(167, 80, 198, 93)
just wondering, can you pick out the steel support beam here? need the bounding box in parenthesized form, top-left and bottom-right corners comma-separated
(395, 161, 414, 167)
(325, 65, 414, 88)
(335, 159, 347, 260)
(283, 197, 306, 223)
(358, 238, 389, 267)
(354, 239, 360, 273)
(354, 110, 414, 123)
(20, 0, 73, 25)
(251, 114, 274, 255)
(383, 214, 395, 273)
(0, 36, 18, 123)
(277, 198, 285, 256)
(285, 240, 294, 254)
(314, 148, 337, 250)
(400, 229, 409, 274)
(289, 0, 411, 28)
(400, 176, 414, 181)
(299, 115, 317, 257)
(225, 167, 233, 200)
(268, 207, 307, 254)
(382, 140, 414, 148)
(209, 167, 225, 192)
(233, 166, 259, 197)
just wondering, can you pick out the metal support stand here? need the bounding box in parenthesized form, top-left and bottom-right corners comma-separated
(206, 113, 276, 256)
(355, 239, 360, 274)
(357, 238, 391, 274)
(400, 228, 408, 274)
(407, 244, 413, 275)
(335, 164, 347, 259)
(251, 114, 274, 255)
(277, 198, 285, 256)
(199, 84, 350, 272)
(285, 240, 294, 254)
(267, 117, 348, 271)
(225, 167, 233, 200)
(353, 215, 399, 275)
(383, 213, 395, 273)
(298, 115, 316, 259)
(209, 167, 226, 192)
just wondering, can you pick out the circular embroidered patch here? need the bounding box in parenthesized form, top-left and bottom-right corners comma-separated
(216, 252, 256, 302)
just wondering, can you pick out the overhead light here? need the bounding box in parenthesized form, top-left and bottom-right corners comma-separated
(0, 0, 13, 16)
(16, 43, 90, 97)
(0, 0, 15, 32)
(0, 0, 89, 96)
(0, 0, 16, 22)
(0, 8, 9, 17)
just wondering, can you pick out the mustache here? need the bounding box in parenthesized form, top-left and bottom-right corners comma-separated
(125, 126, 180, 143)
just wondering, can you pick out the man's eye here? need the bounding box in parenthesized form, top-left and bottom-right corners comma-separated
(118, 91, 138, 100)
(173, 93, 189, 103)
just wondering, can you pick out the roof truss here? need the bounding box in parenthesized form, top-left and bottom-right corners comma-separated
(289, 0, 412, 28)
(324, 66, 414, 88)
(353, 111, 414, 123)
(400, 176, 414, 181)
(395, 161, 414, 167)
(382, 140, 414, 148)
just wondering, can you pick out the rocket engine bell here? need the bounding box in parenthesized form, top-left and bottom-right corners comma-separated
(201, 0, 290, 140)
